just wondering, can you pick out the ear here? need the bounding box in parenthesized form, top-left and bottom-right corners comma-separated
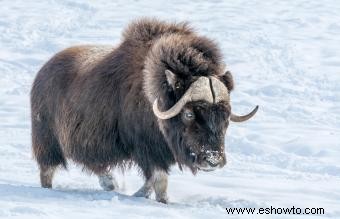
(219, 70, 234, 91)
(165, 69, 177, 88)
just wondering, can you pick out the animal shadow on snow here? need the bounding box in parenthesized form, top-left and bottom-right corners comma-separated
(0, 183, 258, 209)
(0, 183, 133, 203)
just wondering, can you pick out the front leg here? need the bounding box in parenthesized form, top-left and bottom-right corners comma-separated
(152, 170, 168, 204)
(133, 177, 153, 199)
(133, 169, 169, 204)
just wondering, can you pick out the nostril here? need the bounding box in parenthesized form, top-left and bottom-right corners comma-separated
(202, 155, 207, 161)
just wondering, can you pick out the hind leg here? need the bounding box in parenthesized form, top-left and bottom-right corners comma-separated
(32, 114, 66, 188)
(98, 171, 119, 191)
(40, 165, 56, 188)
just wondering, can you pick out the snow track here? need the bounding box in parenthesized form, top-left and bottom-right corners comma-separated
(0, 0, 339, 218)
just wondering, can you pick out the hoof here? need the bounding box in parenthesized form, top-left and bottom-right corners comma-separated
(156, 197, 169, 204)
(99, 174, 118, 191)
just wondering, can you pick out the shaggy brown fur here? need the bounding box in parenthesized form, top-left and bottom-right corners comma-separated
(31, 18, 234, 191)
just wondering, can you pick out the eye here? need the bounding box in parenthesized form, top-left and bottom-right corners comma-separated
(184, 111, 195, 120)
(175, 82, 181, 89)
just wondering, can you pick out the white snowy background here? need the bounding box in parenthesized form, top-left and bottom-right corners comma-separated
(0, 0, 339, 218)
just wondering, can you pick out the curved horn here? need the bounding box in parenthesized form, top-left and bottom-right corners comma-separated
(152, 97, 189, 120)
(230, 105, 259, 122)
(153, 77, 213, 120)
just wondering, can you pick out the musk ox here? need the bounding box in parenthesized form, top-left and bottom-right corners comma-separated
(31, 18, 258, 203)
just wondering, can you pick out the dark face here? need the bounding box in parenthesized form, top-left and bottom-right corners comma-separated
(179, 101, 230, 171)
(158, 70, 233, 173)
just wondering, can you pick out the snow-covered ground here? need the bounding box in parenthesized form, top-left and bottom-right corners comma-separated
(0, 0, 339, 218)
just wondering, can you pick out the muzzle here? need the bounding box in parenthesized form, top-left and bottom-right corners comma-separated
(190, 149, 226, 171)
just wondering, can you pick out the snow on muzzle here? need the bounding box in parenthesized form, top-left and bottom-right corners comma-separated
(191, 149, 226, 171)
